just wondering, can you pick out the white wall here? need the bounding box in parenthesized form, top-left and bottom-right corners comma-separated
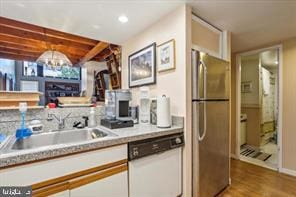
(121, 5, 191, 196)
(241, 55, 260, 105)
(121, 6, 187, 116)
(282, 38, 296, 172)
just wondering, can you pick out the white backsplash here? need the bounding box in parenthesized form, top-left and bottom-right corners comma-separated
(0, 106, 105, 136)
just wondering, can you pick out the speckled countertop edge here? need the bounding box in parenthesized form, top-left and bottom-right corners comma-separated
(0, 120, 183, 168)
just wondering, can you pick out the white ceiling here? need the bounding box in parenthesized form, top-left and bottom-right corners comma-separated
(0, 1, 295, 52)
(0, 0, 183, 44)
(189, 0, 296, 52)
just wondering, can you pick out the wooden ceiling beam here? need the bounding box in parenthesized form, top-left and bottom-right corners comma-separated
(0, 34, 89, 57)
(0, 46, 100, 65)
(94, 50, 112, 61)
(0, 17, 98, 46)
(0, 17, 119, 64)
(0, 52, 37, 62)
(0, 47, 42, 58)
(0, 25, 96, 50)
(94, 46, 120, 61)
(0, 41, 44, 53)
(0, 50, 81, 65)
(78, 42, 109, 65)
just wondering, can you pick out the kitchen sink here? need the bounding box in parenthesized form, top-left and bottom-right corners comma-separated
(1, 128, 116, 152)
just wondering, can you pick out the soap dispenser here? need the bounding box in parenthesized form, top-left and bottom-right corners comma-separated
(89, 107, 96, 128)
(15, 102, 32, 139)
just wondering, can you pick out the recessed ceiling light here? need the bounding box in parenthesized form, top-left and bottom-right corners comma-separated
(118, 15, 128, 23)
(275, 60, 279, 64)
(92, 25, 101, 29)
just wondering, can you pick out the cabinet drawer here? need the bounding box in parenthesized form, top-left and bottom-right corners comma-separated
(69, 164, 128, 197)
(31, 163, 128, 197)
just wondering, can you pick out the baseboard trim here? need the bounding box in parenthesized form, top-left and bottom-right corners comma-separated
(280, 168, 296, 177)
(230, 153, 238, 159)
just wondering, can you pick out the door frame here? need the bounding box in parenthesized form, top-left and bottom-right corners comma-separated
(235, 44, 283, 171)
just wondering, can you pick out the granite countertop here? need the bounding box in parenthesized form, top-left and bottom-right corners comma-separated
(0, 117, 183, 168)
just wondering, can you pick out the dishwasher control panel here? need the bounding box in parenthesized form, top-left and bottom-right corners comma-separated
(128, 133, 184, 160)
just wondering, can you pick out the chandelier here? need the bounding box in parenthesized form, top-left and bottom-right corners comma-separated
(36, 29, 72, 68)
(36, 50, 72, 68)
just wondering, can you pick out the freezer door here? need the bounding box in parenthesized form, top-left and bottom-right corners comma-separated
(192, 101, 230, 197)
(192, 51, 230, 100)
(192, 50, 205, 100)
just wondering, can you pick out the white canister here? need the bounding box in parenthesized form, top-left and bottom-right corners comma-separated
(157, 95, 171, 128)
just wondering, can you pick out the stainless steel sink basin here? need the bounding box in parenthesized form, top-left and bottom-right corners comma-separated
(1, 128, 116, 152)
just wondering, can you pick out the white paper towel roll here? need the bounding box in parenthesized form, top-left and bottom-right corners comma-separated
(157, 95, 171, 128)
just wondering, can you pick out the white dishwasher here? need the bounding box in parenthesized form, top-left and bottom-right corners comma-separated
(128, 133, 184, 197)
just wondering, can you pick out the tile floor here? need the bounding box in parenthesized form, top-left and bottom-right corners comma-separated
(239, 141, 278, 170)
(261, 141, 278, 169)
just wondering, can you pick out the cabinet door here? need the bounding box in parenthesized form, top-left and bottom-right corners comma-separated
(70, 171, 128, 197)
(0, 144, 127, 186)
(32, 182, 70, 197)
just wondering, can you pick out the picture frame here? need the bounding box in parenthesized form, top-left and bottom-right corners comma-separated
(128, 43, 156, 88)
(157, 39, 175, 72)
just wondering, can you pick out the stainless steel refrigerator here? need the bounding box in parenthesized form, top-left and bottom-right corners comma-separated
(192, 50, 230, 197)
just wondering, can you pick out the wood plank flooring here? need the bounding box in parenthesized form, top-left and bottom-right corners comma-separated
(219, 159, 296, 197)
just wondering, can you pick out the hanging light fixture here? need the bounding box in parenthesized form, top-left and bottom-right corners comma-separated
(36, 29, 72, 68)
(37, 50, 72, 68)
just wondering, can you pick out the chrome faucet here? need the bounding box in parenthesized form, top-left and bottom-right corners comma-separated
(48, 113, 72, 130)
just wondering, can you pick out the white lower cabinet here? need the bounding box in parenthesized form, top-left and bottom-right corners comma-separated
(0, 144, 128, 197)
(70, 171, 128, 197)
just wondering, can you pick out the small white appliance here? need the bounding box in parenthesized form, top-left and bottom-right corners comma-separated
(101, 89, 134, 129)
(105, 89, 132, 121)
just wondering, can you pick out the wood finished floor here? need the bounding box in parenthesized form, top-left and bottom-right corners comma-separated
(219, 159, 296, 197)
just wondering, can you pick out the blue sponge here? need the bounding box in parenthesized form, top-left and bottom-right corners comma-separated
(15, 128, 32, 140)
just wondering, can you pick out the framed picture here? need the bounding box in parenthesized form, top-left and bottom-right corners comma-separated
(129, 43, 156, 88)
(157, 39, 175, 72)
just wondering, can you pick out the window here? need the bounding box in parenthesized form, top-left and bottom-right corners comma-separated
(23, 61, 38, 77)
(43, 65, 81, 80)
(22, 61, 81, 80)
(0, 58, 16, 91)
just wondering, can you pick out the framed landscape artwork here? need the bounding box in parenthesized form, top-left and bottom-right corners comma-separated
(157, 39, 175, 72)
(128, 43, 156, 88)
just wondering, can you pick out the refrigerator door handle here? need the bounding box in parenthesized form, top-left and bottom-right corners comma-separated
(198, 102, 207, 141)
(200, 60, 207, 100)
(198, 60, 207, 141)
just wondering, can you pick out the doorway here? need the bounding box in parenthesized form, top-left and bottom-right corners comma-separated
(236, 45, 282, 171)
